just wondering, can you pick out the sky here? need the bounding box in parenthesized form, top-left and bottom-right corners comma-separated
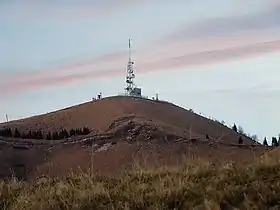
(1, 0, 280, 142)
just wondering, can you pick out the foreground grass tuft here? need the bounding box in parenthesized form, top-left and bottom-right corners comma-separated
(2, 156, 280, 209)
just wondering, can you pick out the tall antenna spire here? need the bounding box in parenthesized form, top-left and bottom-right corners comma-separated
(125, 38, 135, 95)
(129, 37, 131, 61)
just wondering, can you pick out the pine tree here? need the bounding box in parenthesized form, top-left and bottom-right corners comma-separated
(27, 131, 32, 139)
(263, 137, 268, 146)
(232, 124, 237, 132)
(83, 127, 90, 135)
(75, 128, 82, 135)
(14, 128, 21, 138)
(64, 129, 69, 138)
(0, 128, 5, 137)
(58, 131, 63, 139)
(7, 128, 12, 137)
(46, 132, 51, 140)
(70, 129, 75, 136)
(52, 131, 59, 140)
(61, 129, 69, 138)
(38, 130, 43, 139)
(272, 137, 278, 147)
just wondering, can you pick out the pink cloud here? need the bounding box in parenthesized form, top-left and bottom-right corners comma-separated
(5, 29, 278, 82)
(2, 29, 280, 96)
(3, 70, 122, 94)
(137, 40, 280, 74)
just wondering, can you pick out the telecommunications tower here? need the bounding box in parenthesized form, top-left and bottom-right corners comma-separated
(124, 38, 142, 97)
(125, 38, 135, 95)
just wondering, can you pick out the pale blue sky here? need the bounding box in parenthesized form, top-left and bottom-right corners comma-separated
(1, 0, 280, 142)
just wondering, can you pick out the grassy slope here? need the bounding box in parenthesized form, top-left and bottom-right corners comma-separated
(0, 96, 255, 145)
(1, 155, 280, 210)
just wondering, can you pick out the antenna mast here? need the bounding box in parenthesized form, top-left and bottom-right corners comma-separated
(125, 38, 135, 95)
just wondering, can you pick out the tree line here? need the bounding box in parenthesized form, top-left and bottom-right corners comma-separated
(0, 127, 91, 140)
(186, 108, 279, 147)
(231, 123, 280, 147)
(263, 136, 280, 147)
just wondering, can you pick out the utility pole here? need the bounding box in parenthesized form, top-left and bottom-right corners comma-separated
(91, 141, 94, 177)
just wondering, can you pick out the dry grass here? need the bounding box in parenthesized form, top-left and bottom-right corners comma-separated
(0, 96, 256, 145)
(1, 155, 280, 210)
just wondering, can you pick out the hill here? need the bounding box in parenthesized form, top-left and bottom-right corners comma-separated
(0, 96, 258, 144)
(0, 96, 266, 179)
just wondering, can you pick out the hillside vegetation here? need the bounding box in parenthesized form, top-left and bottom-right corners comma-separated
(1, 155, 280, 210)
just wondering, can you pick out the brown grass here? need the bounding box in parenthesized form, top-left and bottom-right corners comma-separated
(0, 96, 266, 180)
(0, 96, 256, 144)
(32, 141, 267, 178)
(1, 154, 280, 210)
(0, 96, 271, 209)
